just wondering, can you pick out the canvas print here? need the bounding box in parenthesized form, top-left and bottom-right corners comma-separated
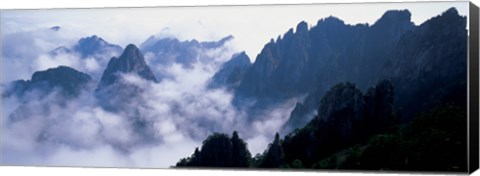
(0, 1, 473, 172)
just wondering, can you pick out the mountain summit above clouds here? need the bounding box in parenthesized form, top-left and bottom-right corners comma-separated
(3, 66, 92, 99)
(73, 35, 123, 58)
(50, 35, 122, 59)
(97, 44, 158, 90)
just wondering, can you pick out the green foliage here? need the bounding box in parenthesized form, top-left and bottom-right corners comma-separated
(315, 105, 467, 172)
(312, 156, 335, 169)
(258, 133, 286, 168)
(176, 81, 466, 172)
(291, 159, 304, 169)
(399, 105, 467, 171)
(231, 131, 252, 167)
(250, 153, 264, 168)
(359, 134, 406, 170)
(281, 81, 397, 168)
(175, 131, 252, 168)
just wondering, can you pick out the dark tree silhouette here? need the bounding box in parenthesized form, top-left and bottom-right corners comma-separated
(231, 131, 252, 167)
(259, 133, 285, 168)
(176, 131, 251, 168)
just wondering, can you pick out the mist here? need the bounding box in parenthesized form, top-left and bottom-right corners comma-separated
(0, 26, 118, 83)
(1, 28, 297, 167)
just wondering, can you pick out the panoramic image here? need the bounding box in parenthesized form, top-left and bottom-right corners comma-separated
(1, 2, 470, 172)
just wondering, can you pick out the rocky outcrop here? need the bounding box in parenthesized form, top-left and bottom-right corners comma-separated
(379, 8, 467, 119)
(95, 44, 158, 112)
(97, 44, 157, 90)
(232, 10, 414, 126)
(73, 35, 123, 59)
(3, 66, 92, 99)
(208, 52, 251, 90)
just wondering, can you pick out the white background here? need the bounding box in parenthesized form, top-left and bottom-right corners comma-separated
(1, 0, 479, 176)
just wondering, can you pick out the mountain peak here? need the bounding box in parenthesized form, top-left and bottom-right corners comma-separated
(73, 35, 122, 58)
(373, 9, 412, 27)
(417, 7, 465, 34)
(219, 35, 234, 42)
(208, 52, 251, 90)
(50, 26, 61, 31)
(118, 44, 151, 72)
(369, 9, 414, 41)
(434, 7, 463, 22)
(32, 66, 80, 82)
(139, 35, 157, 49)
(98, 44, 157, 89)
(200, 35, 235, 48)
(317, 16, 345, 26)
(373, 9, 412, 26)
(228, 51, 251, 66)
(124, 44, 141, 54)
(443, 7, 459, 16)
(78, 35, 104, 46)
(20, 66, 92, 97)
(296, 21, 308, 33)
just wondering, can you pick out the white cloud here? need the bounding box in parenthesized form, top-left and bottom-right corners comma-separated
(35, 53, 81, 72)
(85, 57, 101, 72)
(1, 36, 297, 168)
(1, 27, 83, 82)
(45, 145, 131, 167)
(246, 135, 270, 156)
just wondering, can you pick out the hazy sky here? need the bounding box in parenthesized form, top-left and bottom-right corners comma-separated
(1, 1, 469, 59)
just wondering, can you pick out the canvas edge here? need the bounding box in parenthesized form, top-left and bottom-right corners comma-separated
(0, 1, 476, 174)
(469, 1, 480, 174)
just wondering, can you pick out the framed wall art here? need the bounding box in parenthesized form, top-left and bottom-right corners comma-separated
(1, 0, 479, 175)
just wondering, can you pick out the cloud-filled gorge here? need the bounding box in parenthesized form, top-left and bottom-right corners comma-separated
(1, 27, 296, 168)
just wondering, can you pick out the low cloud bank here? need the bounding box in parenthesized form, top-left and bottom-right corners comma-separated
(2, 32, 296, 167)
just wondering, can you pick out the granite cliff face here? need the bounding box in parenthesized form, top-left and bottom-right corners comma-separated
(235, 10, 414, 102)
(227, 9, 413, 126)
(225, 8, 466, 131)
(278, 9, 467, 167)
(378, 8, 467, 119)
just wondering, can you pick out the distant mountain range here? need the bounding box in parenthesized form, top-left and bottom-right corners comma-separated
(140, 35, 233, 64)
(139, 35, 234, 80)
